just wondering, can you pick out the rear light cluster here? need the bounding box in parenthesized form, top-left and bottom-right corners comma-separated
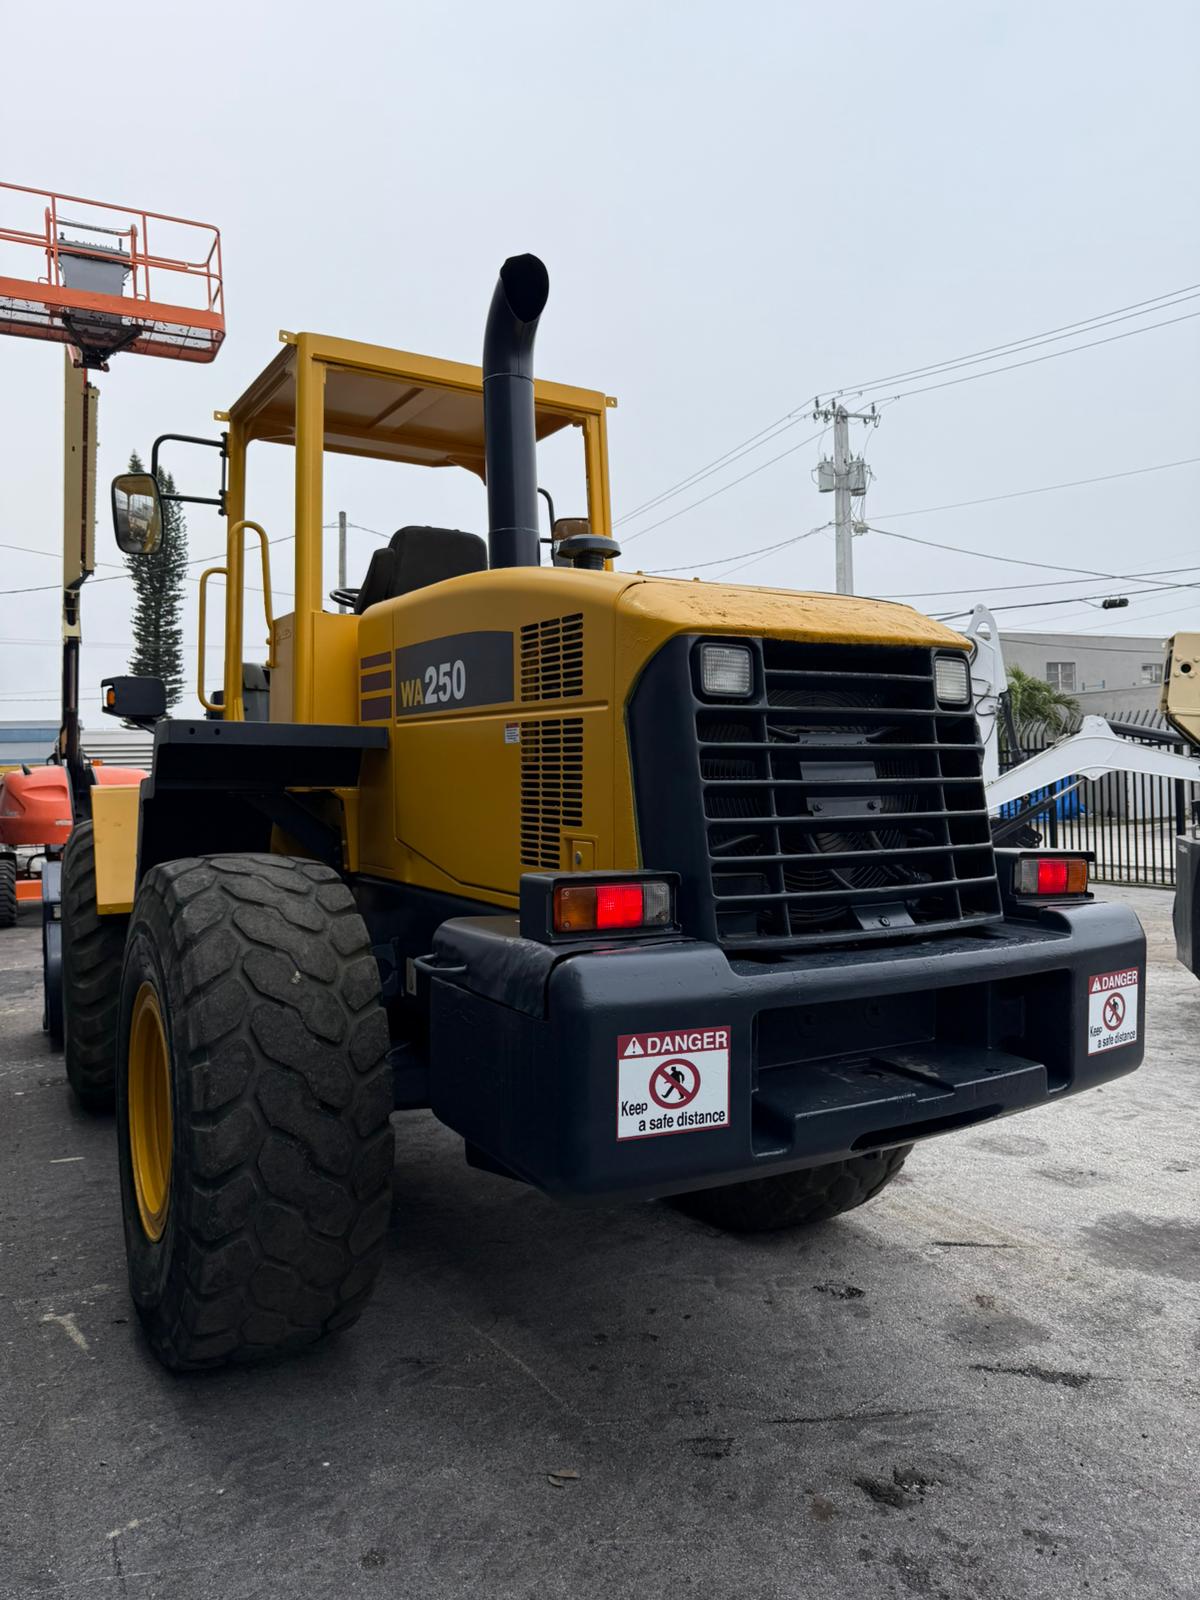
(553, 878, 673, 934)
(1013, 855, 1089, 897)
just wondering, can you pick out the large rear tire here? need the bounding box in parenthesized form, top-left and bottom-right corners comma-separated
(61, 822, 127, 1110)
(116, 853, 395, 1370)
(0, 858, 16, 928)
(670, 1146, 912, 1233)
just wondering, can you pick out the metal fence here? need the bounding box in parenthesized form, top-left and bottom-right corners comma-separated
(999, 717, 1199, 889)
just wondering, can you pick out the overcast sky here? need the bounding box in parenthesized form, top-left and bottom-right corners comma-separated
(1, 0, 1196, 724)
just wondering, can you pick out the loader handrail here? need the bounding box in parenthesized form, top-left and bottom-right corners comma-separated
(200, 520, 275, 720)
(197, 564, 228, 715)
(236, 521, 275, 658)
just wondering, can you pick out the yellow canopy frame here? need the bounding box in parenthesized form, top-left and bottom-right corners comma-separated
(214, 332, 616, 722)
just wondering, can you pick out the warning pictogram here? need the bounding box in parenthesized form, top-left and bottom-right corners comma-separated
(616, 1026, 731, 1141)
(650, 1059, 699, 1109)
(1087, 967, 1139, 1055)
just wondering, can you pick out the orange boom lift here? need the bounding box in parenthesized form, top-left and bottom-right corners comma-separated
(0, 183, 223, 1031)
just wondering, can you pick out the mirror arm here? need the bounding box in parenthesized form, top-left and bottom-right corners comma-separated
(150, 432, 229, 516)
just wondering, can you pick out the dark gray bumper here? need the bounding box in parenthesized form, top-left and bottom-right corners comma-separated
(424, 900, 1146, 1203)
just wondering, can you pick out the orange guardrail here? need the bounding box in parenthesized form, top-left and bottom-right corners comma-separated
(0, 180, 224, 363)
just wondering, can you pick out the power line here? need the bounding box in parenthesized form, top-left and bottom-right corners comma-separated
(0, 638, 229, 649)
(0, 574, 124, 596)
(646, 523, 830, 574)
(719, 535, 833, 583)
(1072, 598, 1200, 634)
(615, 408, 813, 528)
(885, 562, 1200, 602)
(868, 456, 1200, 524)
(640, 457, 1200, 582)
(622, 428, 827, 546)
(997, 615, 1189, 643)
(614, 279, 1200, 533)
(0, 576, 289, 601)
(621, 299, 1198, 543)
(0, 542, 126, 568)
(932, 580, 1200, 621)
(833, 286, 1200, 400)
(876, 307, 1200, 404)
(997, 630, 1184, 650)
(865, 524, 1200, 593)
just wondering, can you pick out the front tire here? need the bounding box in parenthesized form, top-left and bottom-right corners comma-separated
(670, 1146, 912, 1233)
(117, 853, 394, 1370)
(61, 822, 127, 1109)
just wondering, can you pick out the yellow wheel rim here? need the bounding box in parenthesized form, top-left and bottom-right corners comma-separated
(128, 981, 173, 1241)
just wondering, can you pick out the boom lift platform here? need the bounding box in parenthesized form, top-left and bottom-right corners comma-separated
(55, 251, 1145, 1374)
(0, 180, 223, 368)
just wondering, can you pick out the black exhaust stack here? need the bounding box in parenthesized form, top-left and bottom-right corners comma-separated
(483, 254, 550, 569)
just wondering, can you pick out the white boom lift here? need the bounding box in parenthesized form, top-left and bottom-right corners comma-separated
(963, 606, 1200, 813)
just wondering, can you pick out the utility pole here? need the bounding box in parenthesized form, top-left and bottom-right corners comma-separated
(337, 509, 348, 612)
(813, 401, 879, 594)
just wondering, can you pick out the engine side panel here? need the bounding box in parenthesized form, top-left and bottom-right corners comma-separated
(352, 569, 969, 909)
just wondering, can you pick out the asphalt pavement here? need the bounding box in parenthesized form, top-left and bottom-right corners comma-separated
(1, 887, 1196, 1599)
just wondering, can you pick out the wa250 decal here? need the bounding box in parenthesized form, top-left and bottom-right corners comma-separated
(391, 631, 514, 717)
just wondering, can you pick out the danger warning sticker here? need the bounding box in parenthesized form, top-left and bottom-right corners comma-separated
(1087, 967, 1140, 1055)
(616, 1027, 731, 1141)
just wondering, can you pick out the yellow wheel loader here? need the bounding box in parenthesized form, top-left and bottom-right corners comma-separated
(72, 255, 1145, 1370)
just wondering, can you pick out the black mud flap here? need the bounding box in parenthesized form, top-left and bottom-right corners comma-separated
(41, 859, 63, 1049)
(1174, 837, 1200, 978)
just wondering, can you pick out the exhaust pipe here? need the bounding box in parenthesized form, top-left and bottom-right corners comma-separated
(482, 254, 550, 569)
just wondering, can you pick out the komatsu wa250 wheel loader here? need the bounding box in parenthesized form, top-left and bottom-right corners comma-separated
(69, 254, 1144, 1370)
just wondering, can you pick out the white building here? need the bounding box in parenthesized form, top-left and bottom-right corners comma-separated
(999, 630, 1170, 720)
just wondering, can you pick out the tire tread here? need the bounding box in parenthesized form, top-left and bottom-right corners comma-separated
(61, 822, 127, 1110)
(0, 858, 16, 929)
(123, 853, 393, 1370)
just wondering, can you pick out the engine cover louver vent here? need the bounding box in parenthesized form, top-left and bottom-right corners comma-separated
(520, 717, 584, 868)
(520, 613, 584, 702)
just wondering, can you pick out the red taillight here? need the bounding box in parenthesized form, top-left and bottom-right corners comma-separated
(1038, 858, 1069, 894)
(552, 878, 673, 935)
(596, 882, 644, 928)
(1013, 855, 1089, 897)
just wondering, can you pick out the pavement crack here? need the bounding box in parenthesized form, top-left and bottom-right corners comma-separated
(930, 1239, 1018, 1249)
(970, 1362, 1097, 1389)
(771, 1406, 949, 1426)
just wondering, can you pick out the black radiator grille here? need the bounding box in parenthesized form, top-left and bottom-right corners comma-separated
(697, 641, 1002, 949)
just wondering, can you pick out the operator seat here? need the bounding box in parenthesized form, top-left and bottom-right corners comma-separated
(351, 525, 488, 615)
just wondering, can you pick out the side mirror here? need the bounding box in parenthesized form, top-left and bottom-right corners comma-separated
(101, 675, 167, 727)
(111, 473, 163, 555)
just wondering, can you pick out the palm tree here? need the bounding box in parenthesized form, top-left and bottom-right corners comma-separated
(1005, 664, 1079, 740)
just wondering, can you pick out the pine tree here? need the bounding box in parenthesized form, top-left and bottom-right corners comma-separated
(124, 450, 188, 708)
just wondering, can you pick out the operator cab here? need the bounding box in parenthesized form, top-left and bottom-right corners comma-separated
(109, 318, 618, 723)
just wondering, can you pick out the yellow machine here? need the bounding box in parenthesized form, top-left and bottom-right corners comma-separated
(1162, 633, 1200, 978)
(67, 254, 1145, 1371)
